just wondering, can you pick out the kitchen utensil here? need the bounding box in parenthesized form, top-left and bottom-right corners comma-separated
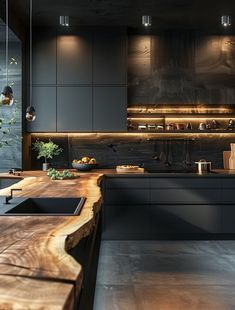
(195, 159, 211, 174)
(198, 123, 206, 130)
(227, 119, 235, 130)
(186, 123, 192, 130)
(165, 140, 170, 166)
(138, 124, 147, 130)
(166, 124, 173, 131)
(176, 123, 185, 130)
(152, 140, 159, 161)
(223, 151, 231, 170)
(168, 140, 173, 166)
(159, 141, 166, 163)
(183, 140, 191, 167)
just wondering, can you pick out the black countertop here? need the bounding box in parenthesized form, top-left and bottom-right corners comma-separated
(102, 169, 235, 178)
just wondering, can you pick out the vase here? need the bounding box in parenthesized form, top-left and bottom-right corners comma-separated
(229, 143, 235, 170)
(42, 163, 50, 171)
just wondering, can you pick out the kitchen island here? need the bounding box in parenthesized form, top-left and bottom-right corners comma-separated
(0, 170, 103, 309)
(0, 169, 235, 309)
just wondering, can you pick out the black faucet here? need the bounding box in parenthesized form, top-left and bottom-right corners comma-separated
(4, 188, 22, 204)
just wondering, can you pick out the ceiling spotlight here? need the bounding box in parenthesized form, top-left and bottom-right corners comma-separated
(221, 15, 231, 27)
(142, 15, 152, 27)
(60, 16, 69, 27)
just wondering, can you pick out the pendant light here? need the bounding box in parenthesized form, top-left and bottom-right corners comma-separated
(0, 0, 14, 106)
(26, 0, 36, 122)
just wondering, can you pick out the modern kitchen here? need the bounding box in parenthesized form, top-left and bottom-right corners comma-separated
(1, 0, 235, 309)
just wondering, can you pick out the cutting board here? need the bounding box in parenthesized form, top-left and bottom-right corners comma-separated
(223, 151, 231, 170)
(116, 166, 145, 174)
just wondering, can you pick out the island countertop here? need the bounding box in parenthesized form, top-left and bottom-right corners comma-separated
(0, 168, 235, 309)
(0, 170, 104, 310)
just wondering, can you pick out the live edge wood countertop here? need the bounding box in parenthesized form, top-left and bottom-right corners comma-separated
(0, 170, 106, 310)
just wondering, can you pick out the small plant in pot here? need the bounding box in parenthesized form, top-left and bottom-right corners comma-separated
(32, 139, 63, 171)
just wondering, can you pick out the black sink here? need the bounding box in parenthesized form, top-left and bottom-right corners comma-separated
(4, 197, 86, 216)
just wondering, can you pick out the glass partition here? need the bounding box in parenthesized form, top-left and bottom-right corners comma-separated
(0, 18, 22, 171)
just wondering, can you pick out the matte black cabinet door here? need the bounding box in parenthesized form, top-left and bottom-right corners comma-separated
(93, 29, 127, 84)
(27, 87, 56, 132)
(57, 87, 92, 132)
(150, 189, 222, 204)
(104, 189, 150, 205)
(150, 205, 221, 234)
(105, 177, 150, 189)
(102, 204, 150, 239)
(93, 87, 127, 132)
(33, 29, 56, 85)
(221, 205, 235, 233)
(57, 30, 92, 85)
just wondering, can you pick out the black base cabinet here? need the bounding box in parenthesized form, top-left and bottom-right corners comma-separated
(102, 176, 235, 240)
(150, 205, 221, 235)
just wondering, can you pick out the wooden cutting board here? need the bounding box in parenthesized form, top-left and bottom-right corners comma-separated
(223, 151, 231, 170)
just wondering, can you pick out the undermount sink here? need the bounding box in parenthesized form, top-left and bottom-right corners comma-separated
(4, 197, 86, 216)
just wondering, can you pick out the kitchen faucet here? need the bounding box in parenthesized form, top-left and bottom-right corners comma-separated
(4, 188, 22, 204)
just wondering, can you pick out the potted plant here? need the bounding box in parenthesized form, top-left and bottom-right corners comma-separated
(32, 139, 63, 171)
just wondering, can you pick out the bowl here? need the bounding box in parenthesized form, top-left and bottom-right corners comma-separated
(72, 163, 97, 172)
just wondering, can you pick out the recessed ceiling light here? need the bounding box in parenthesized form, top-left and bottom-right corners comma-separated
(221, 15, 231, 27)
(60, 16, 69, 27)
(142, 15, 151, 27)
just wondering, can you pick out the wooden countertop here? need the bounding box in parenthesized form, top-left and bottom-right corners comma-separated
(0, 170, 104, 309)
(0, 168, 234, 309)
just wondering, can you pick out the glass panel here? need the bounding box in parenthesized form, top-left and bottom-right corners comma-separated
(0, 18, 22, 171)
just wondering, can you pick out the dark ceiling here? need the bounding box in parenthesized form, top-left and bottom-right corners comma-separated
(5, 0, 235, 31)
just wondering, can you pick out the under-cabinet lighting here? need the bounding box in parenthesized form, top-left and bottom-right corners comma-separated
(60, 16, 69, 27)
(221, 15, 231, 27)
(142, 15, 152, 27)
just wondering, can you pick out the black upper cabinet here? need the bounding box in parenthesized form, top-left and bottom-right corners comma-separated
(33, 28, 57, 85)
(57, 87, 92, 132)
(57, 29, 92, 85)
(93, 29, 127, 85)
(93, 87, 127, 132)
(27, 87, 57, 132)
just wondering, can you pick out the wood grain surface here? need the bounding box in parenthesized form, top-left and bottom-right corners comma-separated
(0, 170, 103, 309)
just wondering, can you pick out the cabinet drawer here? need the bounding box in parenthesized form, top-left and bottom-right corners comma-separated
(150, 178, 221, 189)
(105, 189, 149, 204)
(222, 179, 235, 189)
(150, 189, 222, 204)
(103, 204, 150, 239)
(106, 178, 150, 189)
(222, 190, 235, 203)
(150, 205, 221, 234)
(221, 205, 235, 233)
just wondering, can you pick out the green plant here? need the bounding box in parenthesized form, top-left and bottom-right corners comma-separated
(0, 109, 20, 148)
(47, 168, 75, 180)
(33, 140, 63, 163)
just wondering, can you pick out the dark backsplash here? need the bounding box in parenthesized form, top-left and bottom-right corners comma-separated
(30, 135, 233, 171)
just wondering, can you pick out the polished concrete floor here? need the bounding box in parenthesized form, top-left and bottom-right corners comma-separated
(93, 240, 235, 310)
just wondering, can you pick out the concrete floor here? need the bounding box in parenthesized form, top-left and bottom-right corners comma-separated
(93, 240, 235, 310)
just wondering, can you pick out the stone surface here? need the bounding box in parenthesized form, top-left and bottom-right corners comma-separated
(94, 240, 235, 310)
